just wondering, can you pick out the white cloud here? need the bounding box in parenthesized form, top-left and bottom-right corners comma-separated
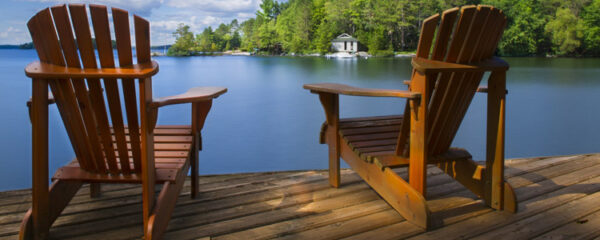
(9, 0, 267, 45)
(0, 26, 29, 44)
(27, 0, 163, 15)
(152, 20, 183, 31)
(199, 16, 220, 26)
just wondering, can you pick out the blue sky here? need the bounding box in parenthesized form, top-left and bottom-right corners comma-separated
(0, 0, 264, 45)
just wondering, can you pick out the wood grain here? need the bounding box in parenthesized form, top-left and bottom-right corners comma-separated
(24, 61, 159, 79)
(304, 83, 420, 99)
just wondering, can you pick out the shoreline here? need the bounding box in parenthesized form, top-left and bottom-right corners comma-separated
(4, 48, 598, 58)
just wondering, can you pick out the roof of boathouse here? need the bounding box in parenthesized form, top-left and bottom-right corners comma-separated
(331, 33, 358, 42)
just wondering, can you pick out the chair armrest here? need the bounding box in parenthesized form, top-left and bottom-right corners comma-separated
(411, 57, 509, 74)
(24, 60, 159, 79)
(303, 83, 420, 99)
(151, 87, 227, 108)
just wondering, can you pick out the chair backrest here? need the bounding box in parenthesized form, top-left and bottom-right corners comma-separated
(27, 4, 152, 175)
(397, 5, 507, 157)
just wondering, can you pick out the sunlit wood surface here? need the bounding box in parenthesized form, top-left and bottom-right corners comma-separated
(1, 153, 600, 239)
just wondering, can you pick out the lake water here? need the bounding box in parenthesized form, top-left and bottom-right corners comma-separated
(1, 49, 599, 191)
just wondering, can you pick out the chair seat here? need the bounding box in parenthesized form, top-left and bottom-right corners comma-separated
(338, 115, 403, 162)
(52, 125, 193, 183)
(322, 115, 472, 169)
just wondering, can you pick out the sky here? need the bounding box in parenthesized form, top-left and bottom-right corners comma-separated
(0, 0, 265, 45)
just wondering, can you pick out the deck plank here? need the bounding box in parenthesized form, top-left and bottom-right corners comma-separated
(408, 170, 600, 239)
(0, 153, 599, 240)
(532, 208, 600, 240)
(474, 190, 600, 239)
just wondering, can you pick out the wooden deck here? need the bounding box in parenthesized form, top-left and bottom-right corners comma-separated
(1, 153, 600, 239)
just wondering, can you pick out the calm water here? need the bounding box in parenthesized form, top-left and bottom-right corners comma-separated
(1, 49, 599, 191)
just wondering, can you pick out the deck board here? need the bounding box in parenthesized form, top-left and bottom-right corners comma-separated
(0, 153, 599, 239)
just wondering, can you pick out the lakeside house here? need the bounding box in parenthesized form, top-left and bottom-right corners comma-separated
(331, 33, 358, 53)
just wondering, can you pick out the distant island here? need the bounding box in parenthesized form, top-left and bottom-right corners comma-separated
(0, 42, 33, 49)
(3, 41, 172, 52)
(168, 0, 600, 57)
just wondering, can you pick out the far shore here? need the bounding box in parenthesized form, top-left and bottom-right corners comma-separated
(4, 47, 593, 59)
(151, 49, 418, 58)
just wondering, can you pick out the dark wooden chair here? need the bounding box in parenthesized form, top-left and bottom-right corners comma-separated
(21, 4, 226, 239)
(304, 5, 517, 229)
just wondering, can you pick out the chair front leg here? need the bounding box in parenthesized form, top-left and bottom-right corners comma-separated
(191, 100, 212, 198)
(485, 70, 510, 210)
(318, 93, 340, 188)
(22, 78, 50, 240)
(408, 71, 430, 196)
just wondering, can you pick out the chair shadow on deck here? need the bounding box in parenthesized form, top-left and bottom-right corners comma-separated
(423, 154, 600, 232)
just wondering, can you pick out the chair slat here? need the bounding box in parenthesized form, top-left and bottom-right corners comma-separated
(113, 7, 142, 172)
(29, 8, 95, 171)
(51, 5, 106, 172)
(395, 14, 440, 157)
(90, 5, 131, 173)
(134, 16, 151, 64)
(415, 14, 440, 59)
(69, 4, 115, 173)
(431, 8, 459, 61)
(426, 8, 459, 137)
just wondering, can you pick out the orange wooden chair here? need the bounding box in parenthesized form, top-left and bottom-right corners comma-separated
(21, 4, 226, 239)
(304, 5, 517, 229)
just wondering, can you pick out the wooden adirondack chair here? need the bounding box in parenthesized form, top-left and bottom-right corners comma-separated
(304, 5, 517, 229)
(21, 4, 226, 239)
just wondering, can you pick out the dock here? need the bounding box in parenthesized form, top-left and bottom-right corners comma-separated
(1, 153, 600, 239)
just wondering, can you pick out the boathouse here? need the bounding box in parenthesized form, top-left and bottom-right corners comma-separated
(331, 33, 358, 53)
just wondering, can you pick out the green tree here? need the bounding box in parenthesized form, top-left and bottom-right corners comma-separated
(545, 7, 585, 55)
(167, 24, 195, 56)
(581, 0, 600, 55)
(214, 23, 231, 51)
(276, 0, 314, 53)
(197, 26, 214, 52)
(484, 0, 548, 56)
(240, 18, 257, 51)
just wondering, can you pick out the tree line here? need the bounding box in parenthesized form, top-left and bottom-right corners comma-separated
(168, 0, 600, 57)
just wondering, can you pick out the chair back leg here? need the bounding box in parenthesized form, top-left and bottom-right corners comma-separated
(90, 183, 101, 198)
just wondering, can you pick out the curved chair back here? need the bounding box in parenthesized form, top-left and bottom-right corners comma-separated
(397, 5, 507, 156)
(27, 4, 152, 174)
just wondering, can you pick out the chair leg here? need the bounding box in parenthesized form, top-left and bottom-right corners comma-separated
(145, 171, 187, 239)
(339, 140, 430, 229)
(318, 93, 340, 188)
(328, 136, 340, 188)
(90, 183, 101, 198)
(20, 180, 82, 240)
(485, 70, 508, 210)
(191, 101, 212, 198)
(503, 181, 518, 212)
(191, 134, 200, 199)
